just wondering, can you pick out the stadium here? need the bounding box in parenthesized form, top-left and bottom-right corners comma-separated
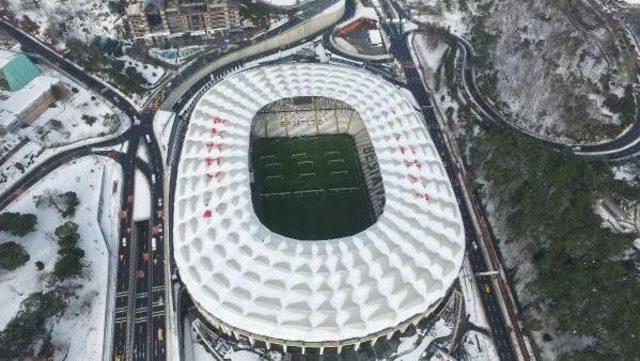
(173, 63, 465, 353)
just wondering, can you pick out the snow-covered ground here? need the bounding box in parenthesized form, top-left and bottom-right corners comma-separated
(0, 156, 117, 360)
(410, 32, 463, 138)
(17, 81, 121, 148)
(118, 55, 166, 86)
(412, 0, 473, 35)
(4, 0, 122, 49)
(153, 110, 176, 165)
(257, 0, 310, 8)
(459, 257, 490, 330)
(460, 330, 499, 361)
(150, 46, 207, 66)
(137, 140, 151, 165)
(133, 168, 151, 221)
(393, 319, 452, 361)
(0, 67, 126, 194)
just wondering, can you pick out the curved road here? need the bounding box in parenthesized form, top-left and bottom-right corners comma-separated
(394, 6, 640, 162)
(0, 17, 169, 361)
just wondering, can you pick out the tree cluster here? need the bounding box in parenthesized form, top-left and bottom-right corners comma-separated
(52, 222, 84, 280)
(34, 190, 80, 218)
(0, 212, 37, 237)
(0, 291, 65, 359)
(471, 125, 640, 359)
(0, 242, 30, 271)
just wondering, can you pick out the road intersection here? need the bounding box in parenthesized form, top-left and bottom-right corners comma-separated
(1, 1, 639, 360)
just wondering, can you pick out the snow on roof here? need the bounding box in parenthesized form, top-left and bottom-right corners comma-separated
(0, 75, 60, 115)
(126, 3, 142, 15)
(0, 49, 16, 69)
(174, 63, 465, 344)
(368, 29, 383, 46)
(0, 109, 17, 128)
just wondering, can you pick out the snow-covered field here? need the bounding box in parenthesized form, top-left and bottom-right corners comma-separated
(413, 0, 473, 35)
(4, 0, 122, 48)
(0, 156, 117, 360)
(459, 257, 490, 330)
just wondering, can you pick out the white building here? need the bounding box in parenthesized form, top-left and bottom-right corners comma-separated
(0, 76, 62, 132)
(173, 63, 465, 353)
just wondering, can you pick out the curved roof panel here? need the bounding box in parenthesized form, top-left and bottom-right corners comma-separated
(173, 62, 465, 343)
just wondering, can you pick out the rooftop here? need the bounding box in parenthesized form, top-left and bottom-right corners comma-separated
(173, 63, 465, 344)
(0, 76, 60, 115)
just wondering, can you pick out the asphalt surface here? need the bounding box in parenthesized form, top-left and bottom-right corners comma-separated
(451, 26, 640, 161)
(380, 0, 518, 359)
(0, 18, 169, 361)
(0, 1, 552, 360)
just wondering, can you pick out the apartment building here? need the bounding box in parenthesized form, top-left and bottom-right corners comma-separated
(125, 0, 241, 41)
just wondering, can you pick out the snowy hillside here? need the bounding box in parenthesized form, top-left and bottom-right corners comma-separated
(414, 0, 636, 142)
(3, 0, 123, 48)
(481, 0, 635, 142)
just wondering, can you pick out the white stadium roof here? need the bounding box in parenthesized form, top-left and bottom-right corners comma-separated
(174, 63, 465, 345)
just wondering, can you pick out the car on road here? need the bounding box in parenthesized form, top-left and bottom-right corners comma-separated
(157, 328, 164, 341)
(121, 237, 127, 247)
(484, 283, 492, 294)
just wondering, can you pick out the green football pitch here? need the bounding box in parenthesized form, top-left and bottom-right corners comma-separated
(251, 134, 375, 240)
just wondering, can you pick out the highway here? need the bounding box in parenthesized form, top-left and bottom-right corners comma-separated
(0, 18, 170, 361)
(379, 0, 520, 359)
(0, 0, 557, 359)
(454, 35, 640, 161)
(1, 1, 352, 359)
(387, 2, 640, 162)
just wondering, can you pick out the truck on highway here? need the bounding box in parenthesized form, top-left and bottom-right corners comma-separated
(152, 237, 157, 252)
(157, 328, 164, 341)
(145, 134, 151, 143)
(151, 174, 157, 184)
